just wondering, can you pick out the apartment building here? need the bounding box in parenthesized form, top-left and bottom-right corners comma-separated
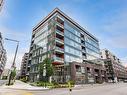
(20, 53, 29, 79)
(28, 8, 101, 82)
(1, 69, 9, 79)
(0, 0, 3, 12)
(101, 49, 127, 82)
(0, 32, 7, 78)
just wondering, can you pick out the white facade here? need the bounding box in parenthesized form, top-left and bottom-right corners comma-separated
(0, 0, 3, 12)
(101, 49, 121, 63)
(0, 32, 7, 78)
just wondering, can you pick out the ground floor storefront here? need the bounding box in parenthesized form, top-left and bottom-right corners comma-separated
(29, 61, 108, 84)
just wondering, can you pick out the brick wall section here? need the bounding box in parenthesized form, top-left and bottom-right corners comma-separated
(69, 62, 108, 84)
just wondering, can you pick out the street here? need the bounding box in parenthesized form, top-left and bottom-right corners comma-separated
(0, 83, 127, 95)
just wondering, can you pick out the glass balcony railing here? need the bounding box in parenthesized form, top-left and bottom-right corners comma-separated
(54, 56, 64, 62)
(81, 43, 85, 46)
(56, 38, 64, 44)
(94, 72, 99, 76)
(82, 49, 86, 53)
(55, 46, 64, 52)
(56, 29, 64, 36)
(82, 56, 86, 59)
(56, 21, 64, 28)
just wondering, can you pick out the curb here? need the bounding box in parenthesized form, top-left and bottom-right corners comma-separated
(3, 87, 50, 91)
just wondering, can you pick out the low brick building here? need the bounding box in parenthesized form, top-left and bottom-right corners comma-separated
(69, 61, 107, 84)
(52, 60, 107, 84)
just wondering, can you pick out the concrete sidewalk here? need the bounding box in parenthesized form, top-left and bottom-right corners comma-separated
(73, 82, 118, 90)
(1, 80, 49, 91)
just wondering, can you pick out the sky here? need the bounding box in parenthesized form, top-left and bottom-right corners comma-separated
(0, 0, 127, 70)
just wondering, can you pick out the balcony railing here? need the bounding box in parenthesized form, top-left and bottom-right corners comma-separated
(82, 56, 87, 60)
(56, 38, 64, 44)
(82, 49, 86, 53)
(54, 56, 64, 62)
(56, 29, 64, 36)
(81, 43, 85, 47)
(94, 72, 99, 76)
(56, 22, 64, 29)
(55, 46, 64, 53)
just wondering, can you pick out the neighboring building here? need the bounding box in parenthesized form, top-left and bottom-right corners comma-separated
(0, 0, 3, 12)
(16, 69, 21, 79)
(1, 69, 9, 79)
(28, 8, 101, 82)
(101, 49, 127, 82)
(126, 67, 127, 74)
(0, 32, 7, 79)
(20, 53, 29, 79)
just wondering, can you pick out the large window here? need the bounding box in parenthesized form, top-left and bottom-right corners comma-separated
(35, 24, 48, 38)
(65, 54, 82, 63)
(65, 37, 81, 50)
(85, 42, 100, 53)
(86, 54, 97, 60)
(65, 30, 81, 43)
(64, 22, 80, 37)
(65, 45, 82, 57)
(85, 36, 99, 48)
(86, 48, 100, 58)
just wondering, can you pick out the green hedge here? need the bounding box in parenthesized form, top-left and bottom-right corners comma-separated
(31, 81, 75, 88)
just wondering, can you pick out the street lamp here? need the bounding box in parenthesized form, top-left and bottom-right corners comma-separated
(5, 38, 19, 85)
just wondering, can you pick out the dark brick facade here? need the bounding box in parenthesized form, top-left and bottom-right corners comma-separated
(69, 61, 107, 84)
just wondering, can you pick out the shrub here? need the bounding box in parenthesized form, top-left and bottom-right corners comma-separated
(20, 77, 27, 83)
(67, 80, 75, 87)
(31, 81, 75, 88)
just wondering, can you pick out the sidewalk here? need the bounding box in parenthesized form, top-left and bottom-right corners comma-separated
(73, 82, 114, 90)
(1, 80, 49, 91)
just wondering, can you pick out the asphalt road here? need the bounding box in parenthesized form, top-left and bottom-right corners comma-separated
(0, 83, 127, 95)
(0, 80, 8, 86)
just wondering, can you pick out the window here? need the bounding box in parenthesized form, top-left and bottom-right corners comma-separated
(65, 54, 81, 62)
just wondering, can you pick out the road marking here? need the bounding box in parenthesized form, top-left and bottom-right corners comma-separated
(0, 90, 33, 95)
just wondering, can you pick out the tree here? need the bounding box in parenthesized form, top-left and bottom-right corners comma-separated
(39, 58, 54, 82)
(11, 69, 16, 80)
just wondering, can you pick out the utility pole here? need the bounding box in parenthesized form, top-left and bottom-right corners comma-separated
(5, 38, 19, 85)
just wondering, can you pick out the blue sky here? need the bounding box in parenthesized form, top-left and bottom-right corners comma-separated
(0, 0, 127, 69)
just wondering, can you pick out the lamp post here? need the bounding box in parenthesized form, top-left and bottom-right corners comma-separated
(5, 38, 19, 85)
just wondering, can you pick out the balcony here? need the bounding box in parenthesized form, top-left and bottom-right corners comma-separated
(94, 72, 99, 76)
(81, 43, 85, 47)
(53, 56, 64, 63)
(55, 46, 64, 53)
(55, 38, 64, 44)
(56, 29, 64, 36)
(56, 22, 64, 29)
(76, 72, 82, 75)
(81, 37, 84, 41)
(82, 56, 87, 60)
(82, 49, 86, 53)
